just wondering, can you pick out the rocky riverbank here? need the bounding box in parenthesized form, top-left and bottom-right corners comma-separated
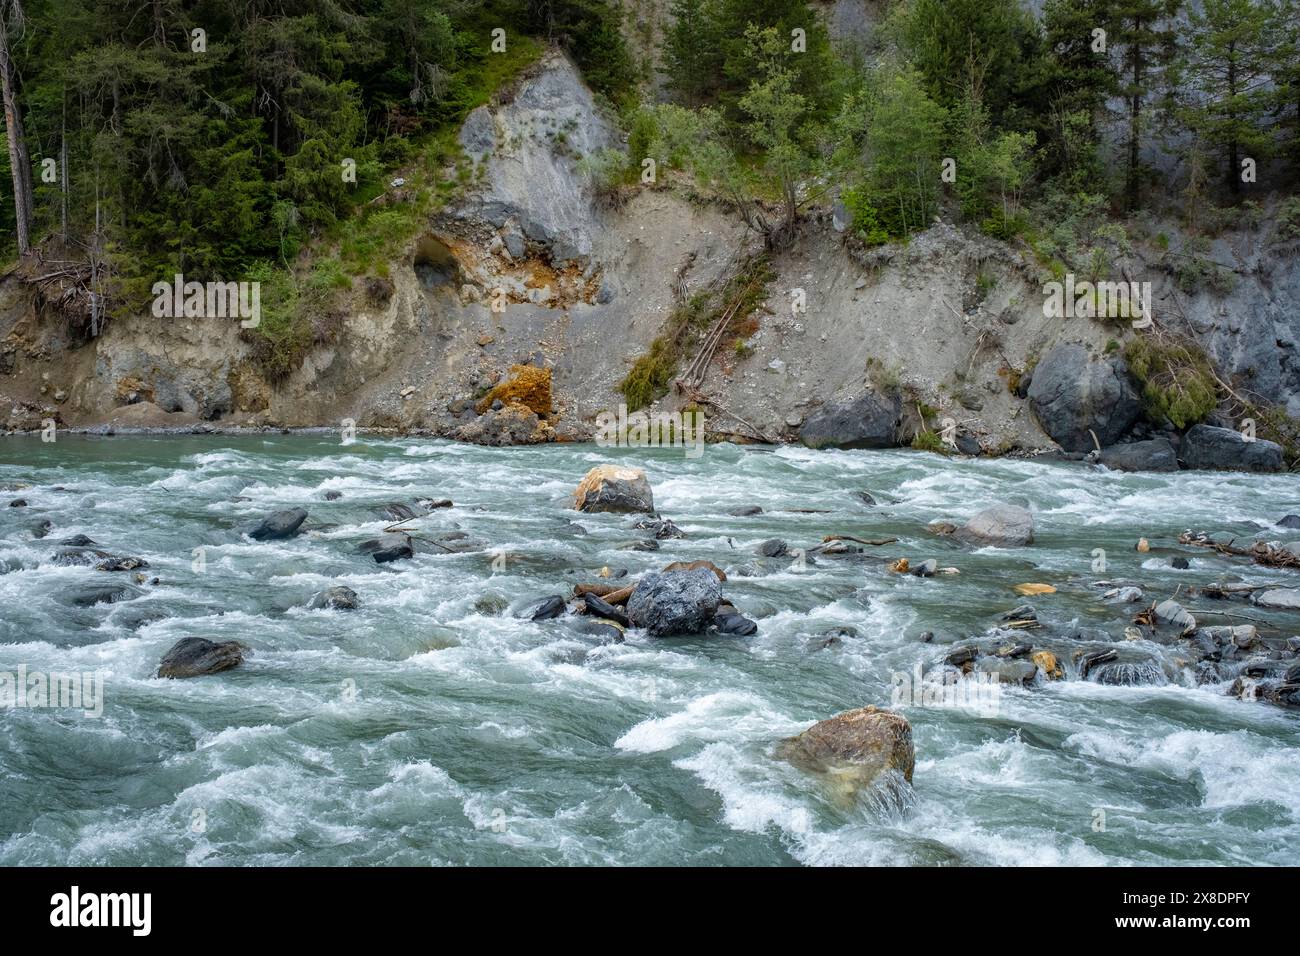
(1, 51, 1296, 474)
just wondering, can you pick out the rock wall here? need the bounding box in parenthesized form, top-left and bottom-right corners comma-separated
(0, 50, 1296, 469)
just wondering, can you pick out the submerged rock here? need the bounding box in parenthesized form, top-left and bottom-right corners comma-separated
(573, 465, 654, 514)
(249, 508, 308, 541)
(525, 595, 567, 620)
(158, 637, 248, 679)
(712, 611, 758, 636)
(1091, 659, 1167, 686)
(379, 502, 421, 522)
(625, 568, 722, 637)
(308, 586, 359, 610)
(953, 504, 1034, 547)
(777, 706, 915, 804)
(61, 580, 145, 607)
(755, 538, 789, 558)
(357, 532, 413, 563)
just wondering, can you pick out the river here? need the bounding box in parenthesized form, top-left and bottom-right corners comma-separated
(1, 434, 1298, 865)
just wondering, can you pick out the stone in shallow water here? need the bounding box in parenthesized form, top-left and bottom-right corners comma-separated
(573, 465, 653, 514)
(953, 504, 1034, 547)
(625, 569, 721, 637)
(308, 586, 359, 610)
(777, 706, 915, 807)
(158, 637, 248, 678)
(1253, 588, 1300, 610)
(248, 508, 308, 541)
(357, 532, 413, 563)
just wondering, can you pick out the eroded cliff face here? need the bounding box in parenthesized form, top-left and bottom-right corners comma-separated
(0, 50, 1296, 461)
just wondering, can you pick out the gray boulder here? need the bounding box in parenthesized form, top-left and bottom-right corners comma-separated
(1253, 588, 1300, 610)
(1180, 424, 1283, 472)
(1027, 344, 1141, 452)
(798, 391, 901, 450)
(573, 465, 654, 514)
(357, 532, 414, 563)
(249, 508, 308, 541)
(953, 504, 1035, 547)
(308, 586, 359, 610)
(61, 580, 145, 607)
(1099, 437, 1179, 472)
(625, 568, 722, 637)
(158, 637, 248, 679)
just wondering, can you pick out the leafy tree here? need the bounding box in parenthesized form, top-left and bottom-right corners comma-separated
(838, 65, 947, 242)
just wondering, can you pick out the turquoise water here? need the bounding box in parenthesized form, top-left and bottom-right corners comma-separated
(1, 434, 1298, 865)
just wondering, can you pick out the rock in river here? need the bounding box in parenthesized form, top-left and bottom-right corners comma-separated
(1253, 588, 1300, 610)
(573, 465, 654, 514)
(777, 705, 915, 803)
(158, 637, 249, 678)
(357, 532, 414, 563)
(249, 508, 308, 541)
(308, 586, 359, 610)
(625, 568, 722, 637)
(953, 504, 1034, 547)
(1099, 438, 1179, 472)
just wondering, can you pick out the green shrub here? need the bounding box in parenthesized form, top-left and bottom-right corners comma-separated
(1125, 337, 1219, 429)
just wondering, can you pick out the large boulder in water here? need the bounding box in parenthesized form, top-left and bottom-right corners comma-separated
(573, 465, 654, 514)
(1180, 424, 1283, 473)
(777, 705, 915, 802)
(1027, 344, 1140, 452)
(798, 391, 901, 450)
(625, 568, 721, 636)
(307, 586, 359, 610)
(158, 637, 248, 678)
(357, 532, 413, 563)
(953, 504, 1035, 547)
(249, 508, 308, 541)
(1099, 437, 1179, 472)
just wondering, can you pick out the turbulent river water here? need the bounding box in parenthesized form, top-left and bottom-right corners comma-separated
(1, 434, 1298, 866)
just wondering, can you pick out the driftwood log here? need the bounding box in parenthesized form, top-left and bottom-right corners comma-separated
(1177, 531, 1300, 570)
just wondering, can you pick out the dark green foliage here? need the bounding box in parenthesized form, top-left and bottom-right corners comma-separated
(0, 0, 630, 287)
(1126, 336, 1219, 428)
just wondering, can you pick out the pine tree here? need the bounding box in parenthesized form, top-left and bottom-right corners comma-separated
(1111, 0, 1182, 209)
(1179, 0, 1275, 194)
(661, 0, 721, 106)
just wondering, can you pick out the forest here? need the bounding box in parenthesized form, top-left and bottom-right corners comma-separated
(1, 0, 1298, 338)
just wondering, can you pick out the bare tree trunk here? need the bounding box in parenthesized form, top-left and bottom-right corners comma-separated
(0, 6, 33, 255)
